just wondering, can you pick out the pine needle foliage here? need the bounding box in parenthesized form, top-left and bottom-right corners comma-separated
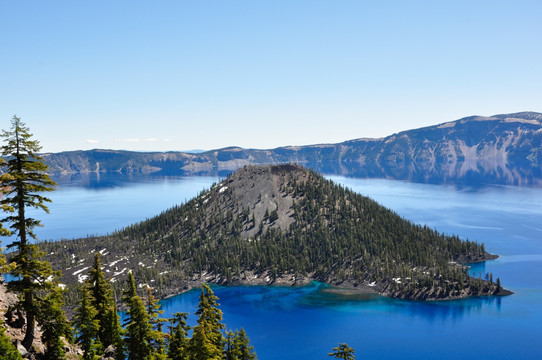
(88, 253, 124, 358)
(74, 285, 102, 360)
(123, 272, 153, 360)
(328, 343, 355, 360)
(167, 312, 191, 360)
(189, 284, 225, 360)
(0, 116, 69, 354)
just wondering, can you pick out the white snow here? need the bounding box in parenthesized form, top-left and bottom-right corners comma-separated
(78, 275, 89, 283)
(109, 257, 128, 267)
(73, 266, 90, 276)
(368, 281, 376, 287)
(113, 268, 127, 277)
(219, 186, 228, 193)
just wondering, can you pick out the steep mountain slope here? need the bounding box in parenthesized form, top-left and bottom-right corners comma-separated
(41, 165, 510, 302)
(41, 112, 542, 184)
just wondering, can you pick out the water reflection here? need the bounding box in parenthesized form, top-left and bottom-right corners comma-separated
(182, 282, 506, 324)
(51, 173, 211, 191)
(295, 282, 503, 321)
(50, 158, 542, 191)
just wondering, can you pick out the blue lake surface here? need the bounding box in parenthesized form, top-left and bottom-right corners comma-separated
(5, 173, 542, 359)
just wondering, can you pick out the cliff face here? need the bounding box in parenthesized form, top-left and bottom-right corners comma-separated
(41, 112, 542, 185)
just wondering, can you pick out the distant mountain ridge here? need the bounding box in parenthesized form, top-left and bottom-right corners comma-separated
(42, 112, 542, 185)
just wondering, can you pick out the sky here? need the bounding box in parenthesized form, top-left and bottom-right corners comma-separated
(1, 1, 541, 153)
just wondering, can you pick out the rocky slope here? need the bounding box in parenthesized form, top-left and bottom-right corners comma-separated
(0, 277, 82, 359)
(40, 165, 511, 303)
(42, 112, 542, 185)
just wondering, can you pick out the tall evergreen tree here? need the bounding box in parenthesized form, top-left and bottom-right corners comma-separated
(0, 116, 67, 352)
(74, 285, 101, 360)
(224, 328, 257, 360)
(87, 253, 124, 359)
(39, 283, 71, 360)
(167, 312, 191, 360)
(144, 286, 167, 359)
(189, 283, 225, 360)
(123, 272, 153, 360)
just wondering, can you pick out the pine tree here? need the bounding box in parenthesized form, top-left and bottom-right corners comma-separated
(87, 253, 124, 358)
(167, 312, 191, 360)
(189, 283, 225, 360)
(0, 116, 67, 352)
(39, 283, 71, 360)
(225, 331, 238, 360)
(144, 286, 167, 359)
(74, 285, 101, 360)
(123, 272, 153, 360)
(225, 328, 257, 360)
(233, 329, 256, 360)
(496, 277, 502, 294)
(328, 343, 356, 359)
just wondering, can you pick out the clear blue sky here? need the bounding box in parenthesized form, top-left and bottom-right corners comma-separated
(1, 1, 541, 153)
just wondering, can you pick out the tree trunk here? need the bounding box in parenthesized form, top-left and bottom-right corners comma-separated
(21, 289, 35, 350)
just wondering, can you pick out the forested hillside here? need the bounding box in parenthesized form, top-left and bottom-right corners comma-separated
(41, 165, 510, 303)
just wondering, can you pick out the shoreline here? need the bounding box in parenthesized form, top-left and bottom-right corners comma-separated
(157, 264, 512, 303)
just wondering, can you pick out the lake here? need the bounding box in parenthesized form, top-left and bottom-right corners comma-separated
(5, 173, 542, 359)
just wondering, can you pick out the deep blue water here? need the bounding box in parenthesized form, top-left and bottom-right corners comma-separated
(4, 174, 542, 359)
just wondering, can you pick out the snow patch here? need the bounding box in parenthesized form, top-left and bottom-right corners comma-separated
(219, 186, 228, 193)
(113, 268, 127, 277)
(73, 267, 90, 276)
(109, 257, 128, 267)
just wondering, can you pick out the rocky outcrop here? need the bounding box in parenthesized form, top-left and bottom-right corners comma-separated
(0, 277, 82, 359)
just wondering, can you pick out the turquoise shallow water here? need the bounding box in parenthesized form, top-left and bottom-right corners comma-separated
(8, 173, 542, 359)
